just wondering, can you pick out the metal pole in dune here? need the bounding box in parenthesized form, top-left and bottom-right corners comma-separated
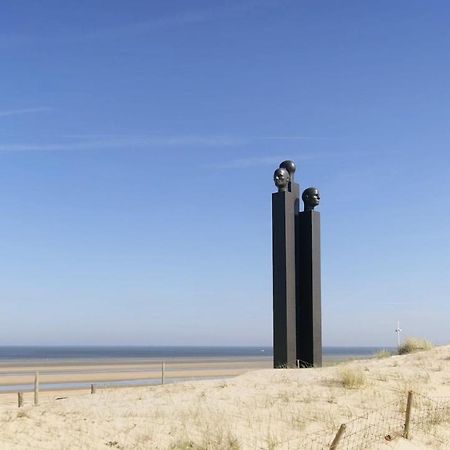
(161, 361, 165, 385)
(34, 372, 39, 406)
(395, 321, 402, 350)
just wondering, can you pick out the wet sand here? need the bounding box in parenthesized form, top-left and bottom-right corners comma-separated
(0, 356, 272, 401)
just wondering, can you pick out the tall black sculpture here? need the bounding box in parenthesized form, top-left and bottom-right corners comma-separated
(272, 162, 299, 368)
(272, 161, 322, 368)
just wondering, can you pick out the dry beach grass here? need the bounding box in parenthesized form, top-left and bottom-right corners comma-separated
(1, 345, 450, 449)
(398, 338, 434, 355)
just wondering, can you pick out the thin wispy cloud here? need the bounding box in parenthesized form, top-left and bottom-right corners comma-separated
(0, 107, 53, 118)
(211, 153, 332, 170)
(0, 0, 282, 47)
(82, 12, 209, 40)
(0, 133, 336, 154)
(209, 156, 283, 170)
(258, 136, 338, 141)
(0, 135, 246, 153)
(81, 0, 282, 40)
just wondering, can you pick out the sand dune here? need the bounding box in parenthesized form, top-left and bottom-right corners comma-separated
(0, 346, 449, 449)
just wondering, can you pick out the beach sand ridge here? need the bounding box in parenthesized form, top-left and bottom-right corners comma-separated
(1, 345, 450, 449)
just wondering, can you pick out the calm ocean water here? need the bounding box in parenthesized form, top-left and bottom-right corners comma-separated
(0, 346, 393, 361)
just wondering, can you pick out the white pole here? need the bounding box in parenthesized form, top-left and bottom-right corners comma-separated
(395, 320, 402, 349)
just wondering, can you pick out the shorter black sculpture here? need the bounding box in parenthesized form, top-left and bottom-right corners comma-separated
(296, 187, 322, 367)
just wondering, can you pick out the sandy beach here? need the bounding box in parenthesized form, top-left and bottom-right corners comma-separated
(0, 356, 272, 401)
(0, 351, 360, 396)
(0, 345, 449, 449)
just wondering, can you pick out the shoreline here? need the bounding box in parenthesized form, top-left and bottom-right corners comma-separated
(0, 353, 377, 397)
(0, 357, 271, 397)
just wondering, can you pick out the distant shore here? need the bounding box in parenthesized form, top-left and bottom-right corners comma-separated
(0, 346, 394, 397)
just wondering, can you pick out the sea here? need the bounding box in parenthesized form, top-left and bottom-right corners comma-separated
(0, 346, 394, 362)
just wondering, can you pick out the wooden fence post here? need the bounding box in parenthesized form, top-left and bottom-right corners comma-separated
(161, 361, 165, 385)
(91, 384, 96, 394)
(403, 391, 413, 439)
(18, 392, 23, 408)
(330, 424, 346, 450)
(34, 372, 39, 406)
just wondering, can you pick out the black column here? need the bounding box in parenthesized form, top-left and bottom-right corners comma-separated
(272, 190, 297, 368)
(296, 210, 322, 367)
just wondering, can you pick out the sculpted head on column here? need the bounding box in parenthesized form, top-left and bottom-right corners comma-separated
(273, 168, 290, 192)
(279, 160, 296, 182)
(302, 187, 320, 211)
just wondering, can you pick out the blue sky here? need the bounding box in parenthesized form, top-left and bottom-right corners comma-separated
(0, 0, 449, 346)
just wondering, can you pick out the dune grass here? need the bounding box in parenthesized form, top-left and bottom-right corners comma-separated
(337, 367, 366, 389)
(398, 338, 433, 355)
(374, 349, 392, 359)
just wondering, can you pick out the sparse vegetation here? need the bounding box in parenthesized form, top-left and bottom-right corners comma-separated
(202, 434, 239, 450)
(297, 360, 313, 368)
(170, 429, 241, 450)
(265, 434, 280, 450)
(374, 349, 392, 359)
(337, 367, 367, 389)
(105, 441, 122, 449)
(275, 363, 289, 369)
(170, 440, 196, 450)
(398, 338, 433, 355)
